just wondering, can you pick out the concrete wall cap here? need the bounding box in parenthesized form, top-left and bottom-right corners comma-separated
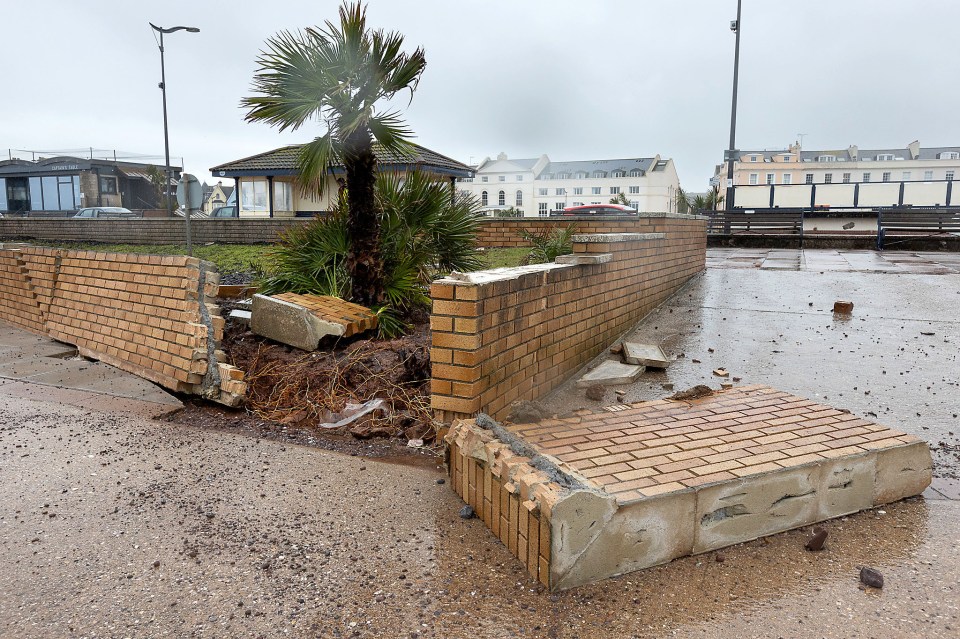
(572, 232, 665, 243)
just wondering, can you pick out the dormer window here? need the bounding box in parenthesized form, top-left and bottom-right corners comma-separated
(612, 170, 626, 178)
(817, 155, 837, 162)
(876, 154, 894, 161)
(782, 155, 792, 162)
(575, 171, 588, 179)
(750, 155, 758, 162)
(593, 171, 606, 178)
(629, 169, 643, 177)
(938, 151, 960, 160)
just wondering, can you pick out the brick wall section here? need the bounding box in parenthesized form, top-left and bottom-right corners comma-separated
(0, 244, 245, 405)
(430, 218, 707, 423)
(0, 213, 699, 247)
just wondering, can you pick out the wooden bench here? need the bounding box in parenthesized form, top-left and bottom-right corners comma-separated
(708, 211, 804, 246)
(876, 209, 960, 249)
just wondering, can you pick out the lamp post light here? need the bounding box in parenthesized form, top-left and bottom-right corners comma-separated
(725, 0, 742, 211)
(149, 23, 199, 218)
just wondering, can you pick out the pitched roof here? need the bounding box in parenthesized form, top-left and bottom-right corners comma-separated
(210, 142, 473, 178)
(540, 158, 656, 176)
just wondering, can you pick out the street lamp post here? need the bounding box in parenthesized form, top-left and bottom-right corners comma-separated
(725, 0, 742, 211)
(149, 23, 199, 218)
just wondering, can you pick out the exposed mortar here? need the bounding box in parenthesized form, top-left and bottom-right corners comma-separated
(196, 265, 223, 400)
(475, 412, 588, 491)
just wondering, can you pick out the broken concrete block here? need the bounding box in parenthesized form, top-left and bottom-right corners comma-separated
(873, 442, 932, 505)
(229, 309, 251, 325)
(575, 360, 645, 387)
(833, 300, 854, 314)
(622, 342, 669, 368)
(251, 293, 377, 351)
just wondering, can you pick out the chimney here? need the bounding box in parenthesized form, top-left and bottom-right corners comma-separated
(497, 152, 508, 161)
(848, 145, 858, 161)
(907, 140, 920, 160)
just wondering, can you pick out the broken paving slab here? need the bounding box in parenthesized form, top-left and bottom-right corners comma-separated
(444, 385, 931, 590)
(575, 360, 645, 387)
(251, 293, 378, 351)
(622, 342, 669, 368)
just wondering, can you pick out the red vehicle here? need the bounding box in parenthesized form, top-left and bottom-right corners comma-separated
(550, 203, 637, 216)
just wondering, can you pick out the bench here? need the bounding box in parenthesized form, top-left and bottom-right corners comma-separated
(876, 209, 960, 249)
(708, 211, 804, 246)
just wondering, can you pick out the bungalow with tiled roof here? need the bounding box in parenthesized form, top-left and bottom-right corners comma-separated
(209, 143, 473, 218)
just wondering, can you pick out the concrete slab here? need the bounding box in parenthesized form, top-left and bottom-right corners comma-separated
(575, 360, 645, 387)
(447, 385, 932, 590)
(622, 342, 669, 368)
(251, 293, 377, 351)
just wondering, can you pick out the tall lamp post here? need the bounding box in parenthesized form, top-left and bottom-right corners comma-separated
(149, 23, 199, 217)
(725, 0, 742, 211)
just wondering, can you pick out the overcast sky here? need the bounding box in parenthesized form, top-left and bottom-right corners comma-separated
(4, 1, 959, 190)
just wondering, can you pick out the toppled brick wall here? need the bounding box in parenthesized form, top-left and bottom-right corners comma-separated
(430, 217, 707, 422)
(0, 244, 244, 406)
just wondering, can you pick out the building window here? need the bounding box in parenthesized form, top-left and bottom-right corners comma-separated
(817, 155, 836, 162)
(572, 201, 583, 206)
(750, 155, 758, 162)
(538, 188, 548, 196)
(573, 187, 583, 195)
(805, 174, 813, 184)
(610, 186, 620, 195)
(240, 178, 269, 211)
(592, 186, 601, 195)
(538, 202, 548, 216)
(575, 172, 588, 179)
(481, 176, 488, 182)
(876, 154, 894, 161)
(612, 170, 626, 178)
(765, 173, 774, 185)
(273, 181, 293, 211)
(783, 155, 792, 162)
(542, 174, 553, 180)
(628, 185, 639, 194)
(749, 173, 758, 185)
(593, 171, 606, 178)
(882, 172, 891, 183)
(554, 202, 564, 210)
(842, 173, 851, 183)
(924, 170, 934, 181)
(948, 171, 955, 181)
(481, 191, 488, 206)
(782, 174, 792, 185)
(862, 173, 871, 182)
(938, 152, 960, 160)
(824, 173, 833, 184)
(99, 176, 118, 195)
(555, 188, 564, 196)
(902, 171, 912, 181)
(498, 190, 505, 206)
(515, 190, 523, 206)
(516, 175, 524, 181)
(629, 169, 642, 177)
(498, 175, 506, 182)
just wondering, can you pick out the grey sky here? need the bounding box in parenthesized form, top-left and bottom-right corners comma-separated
(4, 1, 959, 190)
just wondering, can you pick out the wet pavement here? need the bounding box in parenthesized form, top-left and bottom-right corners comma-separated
(551, 249, 960, 481)
(1, 250, 959, 637)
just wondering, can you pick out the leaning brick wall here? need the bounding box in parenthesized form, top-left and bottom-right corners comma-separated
(0, 244, 244, 404)
(430, 217, 707, 422)
(0, 212, 694, 247)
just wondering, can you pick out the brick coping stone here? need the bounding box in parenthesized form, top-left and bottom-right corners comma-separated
(445, 385, 932, 590)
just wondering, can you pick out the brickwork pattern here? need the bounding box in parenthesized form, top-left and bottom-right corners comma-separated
(446, 425, 553, 587)
(272, 292, 378, 337)
(430, 219, 707, 422)
(510, 385, 923, 504)
(0, 214, 704, 248)
(0, 245, 244, 405)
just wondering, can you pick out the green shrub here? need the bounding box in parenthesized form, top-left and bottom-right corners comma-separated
(519, 225, 578, 264)
(258, 171, 483, 336)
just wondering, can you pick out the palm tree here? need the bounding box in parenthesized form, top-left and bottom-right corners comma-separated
(242, 1, 426, 307)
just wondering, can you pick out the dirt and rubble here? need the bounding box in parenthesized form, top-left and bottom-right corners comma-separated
(203, 302, 436, 447)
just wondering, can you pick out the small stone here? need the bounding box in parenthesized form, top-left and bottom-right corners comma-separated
(459, 505, 475, 519)
(715, 554, 725, 563)
(712, 368, 730, 378)
(805, 528, 828, 551)
(833, 300, 854, 314)
(842, 221, 856, 230)
(153, 560, 161, 568)
(436, 478, 446, 485)
(585, 384, 606, 401)
(205, 512, 215, 519)
(859, 566, 883, 589)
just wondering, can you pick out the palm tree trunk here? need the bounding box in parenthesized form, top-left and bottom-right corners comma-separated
(343, 130, 384, 307)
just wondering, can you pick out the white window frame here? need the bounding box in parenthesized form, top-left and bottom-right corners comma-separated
(824, 173, 833, 184)
(748, 173, 758, 185)
(842, 173, 851, 183)
(902, 171, 912, 181)
(765, 173, 774, 185)
(481, 176, 488, 183)
(538, 188, 548, 196)
(628, 185, 639, 194)
(805, 174, 814, 184)
(591, 186, 601, 195)
(273, 180, 293, 211)
(498, 175, 506, 182)
(481, 191, 488, 206)
(924, 170, 934, 181)
(515, 190, 523, 206)
(862, 173, 871, 183)
(538, 202, 548, 216)
(609, 186, 620, 195)
(781, 174, 792, 185)
(882, 172, 891, 183)
(498, 190, 506, 206)
(947, 171, 955, 182)
(573, 187, 583, 195)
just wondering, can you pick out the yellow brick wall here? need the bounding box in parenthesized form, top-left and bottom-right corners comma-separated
(431, 218, 707, 422)
(0, 246, 244, 405)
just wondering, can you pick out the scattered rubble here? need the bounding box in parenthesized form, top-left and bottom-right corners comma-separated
(833, 300, 855, 314)
(576, 360, 645, 387)
(669, 385, 714, 400)
(859, 566, 884, 589)
(506, 400, 553, 424)
(585, 384, 606, 401)
(250, 292, 377, 351)
(622, 342, 670, 368)
(805, 528, 828, 551)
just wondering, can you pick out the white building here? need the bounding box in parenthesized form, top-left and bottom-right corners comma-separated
(457, 152, 682, 217)
(715, 141, 960, 210)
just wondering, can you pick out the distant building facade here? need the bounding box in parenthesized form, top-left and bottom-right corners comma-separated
(0, 156, 179, 214)
(210, 143, 472, 217)
(201, 181, 235, 214)
(455, 153, 682, 217)
(715, 141, 960, 210)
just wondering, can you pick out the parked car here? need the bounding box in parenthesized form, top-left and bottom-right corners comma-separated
(210, 205, 238, 218)
(550, 204, 637, 217)
(73, 207, 138, 219)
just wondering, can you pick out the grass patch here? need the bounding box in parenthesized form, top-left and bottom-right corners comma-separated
(30, 241, 271, 276)
(478, 247, 529, 269)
